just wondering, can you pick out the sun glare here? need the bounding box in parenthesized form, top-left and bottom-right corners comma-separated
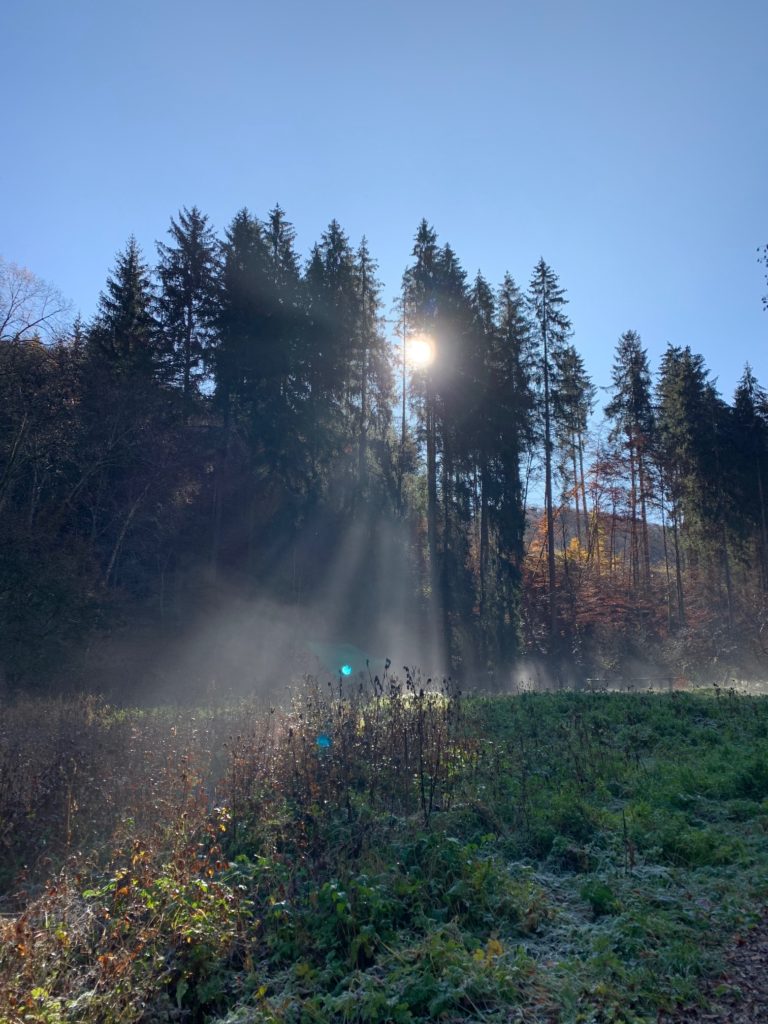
(408, 335, 436, 369)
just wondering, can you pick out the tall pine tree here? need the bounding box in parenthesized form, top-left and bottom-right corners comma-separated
(604, 330, 654, 587)
(733, 365, 768, 588)
(90, 236, 159, 378)
(527, 259, 572, 644)
(156, 206, 219, 403)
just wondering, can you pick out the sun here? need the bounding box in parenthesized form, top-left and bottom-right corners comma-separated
(408, 334, 436, 369)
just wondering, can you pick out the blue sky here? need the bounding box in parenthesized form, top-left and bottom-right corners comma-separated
(2, 0, 766, 403)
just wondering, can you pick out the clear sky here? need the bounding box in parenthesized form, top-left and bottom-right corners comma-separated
(2, 0, 766, 402)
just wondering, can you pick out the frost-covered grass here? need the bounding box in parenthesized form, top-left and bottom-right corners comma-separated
(1, 681, 767, 1023)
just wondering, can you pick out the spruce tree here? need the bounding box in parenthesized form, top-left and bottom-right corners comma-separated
(262, 205, 303, 478)
(402, 221, 441, 612)
(402, 223, 480, 669)
(604, 330, 654, 586)
(497, 273, 536, 486)
(82, 240, 190, 605)
(90, 236, 159, 377)
(466, 272, 527, 669)
(264, 205, 301, 291)
(468, 272, 498, 636)
(299, 235, 350, 499)
(434, 243, 475, 669)
(156, 206, 219, 403)
(318, 219, 360, 442)
(656, 345, 735, 628)
(211, 209, 273, 575)
(353, 238, 393, 492)
(733, 365, 768, 586)
(554, 343, 594, 547)
(214, 209, 273, 431)
(527, 258, 572, 644)
(494, 273, 535, 660)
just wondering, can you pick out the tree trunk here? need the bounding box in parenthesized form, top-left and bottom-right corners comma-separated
(637, 450, 652, 587)
(578, 433, 589, 535)
(756, 456, 768, 590)
(479, 459, 489, 622)
(721, 521, 734, 633)
(358, 264, 368, 491)
(542, 328, 557, 642)
(671, 506, 685, 628)
(659, 478, 674, 632)
(426, 381, 439, 641)
(105, 485, 149, 587)
(571, 441, 582, 544)
(627, 433, 639, 590)
(0, 412, 28, 513)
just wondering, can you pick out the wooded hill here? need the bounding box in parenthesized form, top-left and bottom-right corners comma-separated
(1, 214, 767, 694)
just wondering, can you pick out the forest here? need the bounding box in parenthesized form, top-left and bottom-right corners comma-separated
(2, 210, 768, 695)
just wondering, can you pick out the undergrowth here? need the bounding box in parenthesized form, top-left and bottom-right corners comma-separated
(1, 676, 767, 1023)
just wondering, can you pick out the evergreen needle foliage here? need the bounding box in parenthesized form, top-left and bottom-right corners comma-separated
(2, 215, 768, 689)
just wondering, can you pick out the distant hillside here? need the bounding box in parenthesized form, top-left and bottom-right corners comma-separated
(525, 505, 669, 565)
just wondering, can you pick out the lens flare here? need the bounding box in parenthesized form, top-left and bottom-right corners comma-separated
(340, 663, 353, 676)
(408, 335, 435, 368)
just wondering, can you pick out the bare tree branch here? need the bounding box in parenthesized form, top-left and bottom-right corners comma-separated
(0, 257, 70, 343)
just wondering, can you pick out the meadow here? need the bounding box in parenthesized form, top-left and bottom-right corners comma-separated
(1, 675, 767, 1024)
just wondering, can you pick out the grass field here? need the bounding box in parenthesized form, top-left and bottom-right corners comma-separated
(1, 677, 767, 1023)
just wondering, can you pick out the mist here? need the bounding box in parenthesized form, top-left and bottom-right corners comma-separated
(70, 505, 455, 706)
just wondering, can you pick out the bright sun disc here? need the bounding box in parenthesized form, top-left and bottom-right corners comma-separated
(408, 335, 435, 368)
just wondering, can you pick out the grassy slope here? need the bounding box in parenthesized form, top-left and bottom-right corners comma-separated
(1, 685, 767, 1024)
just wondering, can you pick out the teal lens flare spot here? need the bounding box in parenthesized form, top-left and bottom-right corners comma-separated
(340, 664, 353, 676)
(316, 733, 332, 748)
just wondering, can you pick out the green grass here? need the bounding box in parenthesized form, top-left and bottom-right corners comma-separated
(1, 684, 767, 1023)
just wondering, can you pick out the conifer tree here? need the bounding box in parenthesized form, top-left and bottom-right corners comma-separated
(299, 244, 331, 493)
(156, 206, 219, 403)
(554, 343, 594, 547)
(219, 205, 296, 458)
(656, 346, 689, 626)
(433, 243, 476, 667)
(468, 272, 498, 634)
(214, 210, 273, 430)
(497, 273, 536, 489)
(82, 239, 190, 602)
(733, 365, 768, 586)
(403, 221, 441, 605)
(318, 219, 358, 415)
(656, 345, 735, 628)
(353, 238, 393, 492)
(211, 209, 274, 573)
(527, 259, 572, 643)
(465, 272, 527, 668)
(297, 221, 359, 500)
(604, 331, 654, 586)
(262, 205, 303, 478)
(402, 223, 480, 668)
(90, 236, 159, 377)
(264, 205, 301, 291)
(494, 273, 535, 660)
